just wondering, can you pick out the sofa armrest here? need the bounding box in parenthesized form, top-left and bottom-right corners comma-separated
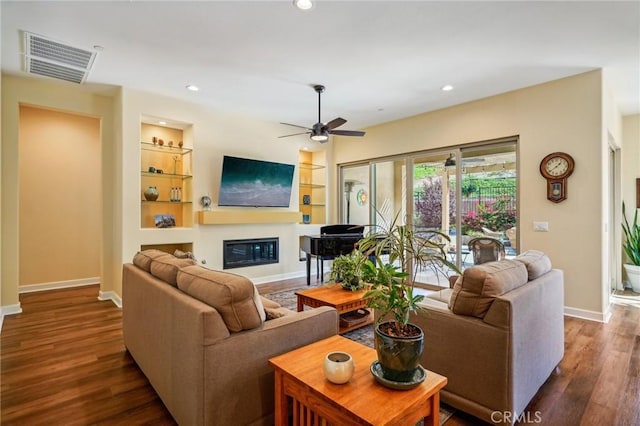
(202, 306, 339, 426)
(410, 302, 511, 414)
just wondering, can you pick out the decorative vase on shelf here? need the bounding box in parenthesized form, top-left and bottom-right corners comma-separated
(144, 186, 159, 201)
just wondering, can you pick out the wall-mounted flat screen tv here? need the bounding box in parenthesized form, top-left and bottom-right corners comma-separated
(218, 155, 295, 207)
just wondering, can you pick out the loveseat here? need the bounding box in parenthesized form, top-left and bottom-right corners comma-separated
(122, 250, 338, 425)
(411, 250, 564, 425)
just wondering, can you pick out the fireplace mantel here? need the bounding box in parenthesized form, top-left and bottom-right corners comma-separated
(198, 210, 301, 225)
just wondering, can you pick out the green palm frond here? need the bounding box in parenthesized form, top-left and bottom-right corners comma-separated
(622, 202, 640, 266)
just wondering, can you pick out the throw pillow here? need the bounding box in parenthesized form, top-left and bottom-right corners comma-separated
(177, 265, 263, 332)
(264, 307, 291, 320)
(149, 254, 197, 286)
(514, 250, 552, 280)
(448, 259, 528, 318)
(132, 249, 168, 272)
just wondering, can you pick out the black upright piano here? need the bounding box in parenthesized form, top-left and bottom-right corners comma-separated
(301, 225, 364, 285)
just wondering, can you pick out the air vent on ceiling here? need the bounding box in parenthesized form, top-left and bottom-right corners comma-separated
(23, 32, 97, 84)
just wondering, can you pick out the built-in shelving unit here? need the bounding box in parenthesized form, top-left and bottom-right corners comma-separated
(299, 150, 326, 224)
(140, 124, 193, 228)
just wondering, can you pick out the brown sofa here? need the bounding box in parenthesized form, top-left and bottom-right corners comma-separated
(122, 250, 338, 425)
(411, 250, 564, 425)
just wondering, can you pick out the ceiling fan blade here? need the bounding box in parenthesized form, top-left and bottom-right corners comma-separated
(280, 122, 312, 130)
(329, 129, 366, 137)
(278, 131, 311, 138)
(325, 117, 347, 130)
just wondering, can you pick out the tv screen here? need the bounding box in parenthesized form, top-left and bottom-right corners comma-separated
(218, 155, 295, 207)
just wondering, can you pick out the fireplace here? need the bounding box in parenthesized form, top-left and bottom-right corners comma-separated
(223, 237, 279, 269)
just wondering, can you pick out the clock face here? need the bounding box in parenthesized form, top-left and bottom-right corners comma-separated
(544, 157, 569, 177)
(540, 152, 574, 180)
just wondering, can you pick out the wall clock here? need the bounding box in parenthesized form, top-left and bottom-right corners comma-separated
(539, 152, 575, 203)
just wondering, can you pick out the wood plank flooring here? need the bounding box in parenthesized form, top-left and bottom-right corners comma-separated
(1, 280, 639, 425)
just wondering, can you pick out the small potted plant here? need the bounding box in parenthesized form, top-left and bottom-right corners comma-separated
(358, 213, 459, 385)
(329, 249, 367, 291)
(622, 202, 640, 292)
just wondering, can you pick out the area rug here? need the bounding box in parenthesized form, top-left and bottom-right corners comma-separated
(264, 285, 456, 425)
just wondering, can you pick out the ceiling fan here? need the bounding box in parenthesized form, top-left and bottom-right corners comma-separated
(279, 85, 366, 143)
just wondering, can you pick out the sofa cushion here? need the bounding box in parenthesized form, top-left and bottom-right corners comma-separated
(177, 265, 263, 332)
(133, 249, 169, 272)
(514, 250, 552, 280)
(448, 259, 528, 318)
(149, 254, 197, 286)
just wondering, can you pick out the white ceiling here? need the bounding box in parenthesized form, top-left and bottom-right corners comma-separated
(2, 1, 639, 132)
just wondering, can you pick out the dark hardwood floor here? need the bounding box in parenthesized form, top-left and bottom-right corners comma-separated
(1, 280, 638, 425)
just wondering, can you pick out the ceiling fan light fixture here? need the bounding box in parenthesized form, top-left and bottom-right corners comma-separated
(310, 132, 329, 142)
(293, 0, 313, 10)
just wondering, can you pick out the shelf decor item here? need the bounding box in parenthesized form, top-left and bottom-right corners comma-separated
(323, 352, 354, 384)
(303, 194, 311, 205)
(154, 214, 176, 228)
(143, 186, 159, 201)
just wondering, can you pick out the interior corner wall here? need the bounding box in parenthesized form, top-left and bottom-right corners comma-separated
(1, 75, 116, 306)
(18, 105, 101, 286)
(333, 70, 605, 317)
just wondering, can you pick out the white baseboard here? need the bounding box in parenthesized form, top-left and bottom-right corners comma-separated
(19, 277, 100, 294)
(0, 304, 23, 333)
(98, 291, 122, 308)
(564, 306, 608, 323)
(252, 270, 307, 285)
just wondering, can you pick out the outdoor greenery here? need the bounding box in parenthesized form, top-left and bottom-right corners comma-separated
(461, 196, 516, 234)
(414, 177, 455, 228)
(413, 166, 516, 233)
(622, 202, 640, 266)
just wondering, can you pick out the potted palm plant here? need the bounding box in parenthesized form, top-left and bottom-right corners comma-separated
(358, 213, 459, 386)
(622, 202, 640, 292)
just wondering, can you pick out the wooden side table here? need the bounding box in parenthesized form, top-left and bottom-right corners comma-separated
(268, 335, 447, 426)
(295, 285, 373, 334)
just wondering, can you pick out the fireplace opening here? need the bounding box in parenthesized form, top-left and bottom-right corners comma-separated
(223, 237, 279, 269)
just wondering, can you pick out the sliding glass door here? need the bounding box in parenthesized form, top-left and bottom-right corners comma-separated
(339, 139, 517, 289)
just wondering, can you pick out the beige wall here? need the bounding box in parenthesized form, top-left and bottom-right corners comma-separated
(18, 106, 101, 286)
(333, 71, 606, 317)
(1, 75, 116, 306)
(622, 114, 640, 210)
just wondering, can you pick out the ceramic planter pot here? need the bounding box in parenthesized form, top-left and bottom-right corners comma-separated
(623, 264, 640, 292)
(374, 321, 424, 383)
(323, 351, 354, 384)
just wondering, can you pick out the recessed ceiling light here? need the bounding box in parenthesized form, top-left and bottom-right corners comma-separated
(441, 84, 454, 92)
(294, 0, 313, 10)
(186, 84, 199, 92)
(158, 121, 167, 125)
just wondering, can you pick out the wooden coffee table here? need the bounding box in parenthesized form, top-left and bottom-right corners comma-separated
(295, 285, 372, 334)
(269, 335, 448, 426)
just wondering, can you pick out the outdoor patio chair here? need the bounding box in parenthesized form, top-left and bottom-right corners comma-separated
(468, 237, 506, 265)
(481, 226, 504, 239)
